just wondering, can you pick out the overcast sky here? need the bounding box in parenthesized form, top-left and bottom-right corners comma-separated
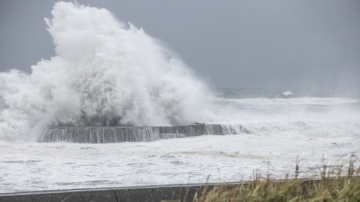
(0, 0, 359, 89)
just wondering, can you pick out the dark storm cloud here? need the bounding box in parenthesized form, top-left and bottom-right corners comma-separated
(0, 0, 359, 89)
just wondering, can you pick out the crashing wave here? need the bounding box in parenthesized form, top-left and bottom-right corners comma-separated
(276, 90, 293, 98)
(0, 2, 213, 142)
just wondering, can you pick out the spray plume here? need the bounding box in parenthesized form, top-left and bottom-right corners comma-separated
(0, 2, 213, 142)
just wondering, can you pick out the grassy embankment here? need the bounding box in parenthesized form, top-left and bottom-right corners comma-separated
(192, 156, 360, 202)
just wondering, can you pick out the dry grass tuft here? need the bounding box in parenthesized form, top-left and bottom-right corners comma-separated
(193, 155, 360, 202)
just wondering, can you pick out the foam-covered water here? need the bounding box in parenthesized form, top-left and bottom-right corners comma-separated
(210, 89, 360, 139)
(1, 1, 360, 194)
(0, 133, 358, 193)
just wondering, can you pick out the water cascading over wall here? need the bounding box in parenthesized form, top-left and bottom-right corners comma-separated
(39, 124, 249, 143)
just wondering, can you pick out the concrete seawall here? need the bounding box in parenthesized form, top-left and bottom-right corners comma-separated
(39, 124, 226, 143)
(0, 183, 239, 202)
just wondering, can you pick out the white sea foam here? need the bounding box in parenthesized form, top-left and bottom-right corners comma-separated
(0, 134, 359, 193)
(213, 97, 358, 106)
(209, 96, 360, 138)
(0, 2, 212, 142)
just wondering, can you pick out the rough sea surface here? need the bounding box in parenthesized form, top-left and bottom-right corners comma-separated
(1, 89, 360, 193)
(0, 2, 359, 194)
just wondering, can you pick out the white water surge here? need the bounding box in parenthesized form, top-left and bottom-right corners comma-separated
(1, 1, 360, 194)
(0, 2, 212, 142)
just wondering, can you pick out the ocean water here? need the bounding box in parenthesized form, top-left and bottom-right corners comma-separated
(1, 2, 360, 194)
(1, 89, 360, 193)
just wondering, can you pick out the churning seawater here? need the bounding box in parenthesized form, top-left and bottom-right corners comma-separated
(1, 2, 360, 194)
(1, 89, 360, 193)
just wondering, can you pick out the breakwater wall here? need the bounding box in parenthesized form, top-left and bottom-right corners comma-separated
(39, 124, 248, 143)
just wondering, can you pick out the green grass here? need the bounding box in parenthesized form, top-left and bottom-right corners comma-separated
(193, 156, 360, 202)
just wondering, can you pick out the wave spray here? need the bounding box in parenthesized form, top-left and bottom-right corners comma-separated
(0, 2, 212, 142)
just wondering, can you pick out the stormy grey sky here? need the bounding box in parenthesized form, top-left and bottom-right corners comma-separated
(0, 0, 359, 89)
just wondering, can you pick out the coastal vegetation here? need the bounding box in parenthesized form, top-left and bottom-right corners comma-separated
(193, 157, 360, 202)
